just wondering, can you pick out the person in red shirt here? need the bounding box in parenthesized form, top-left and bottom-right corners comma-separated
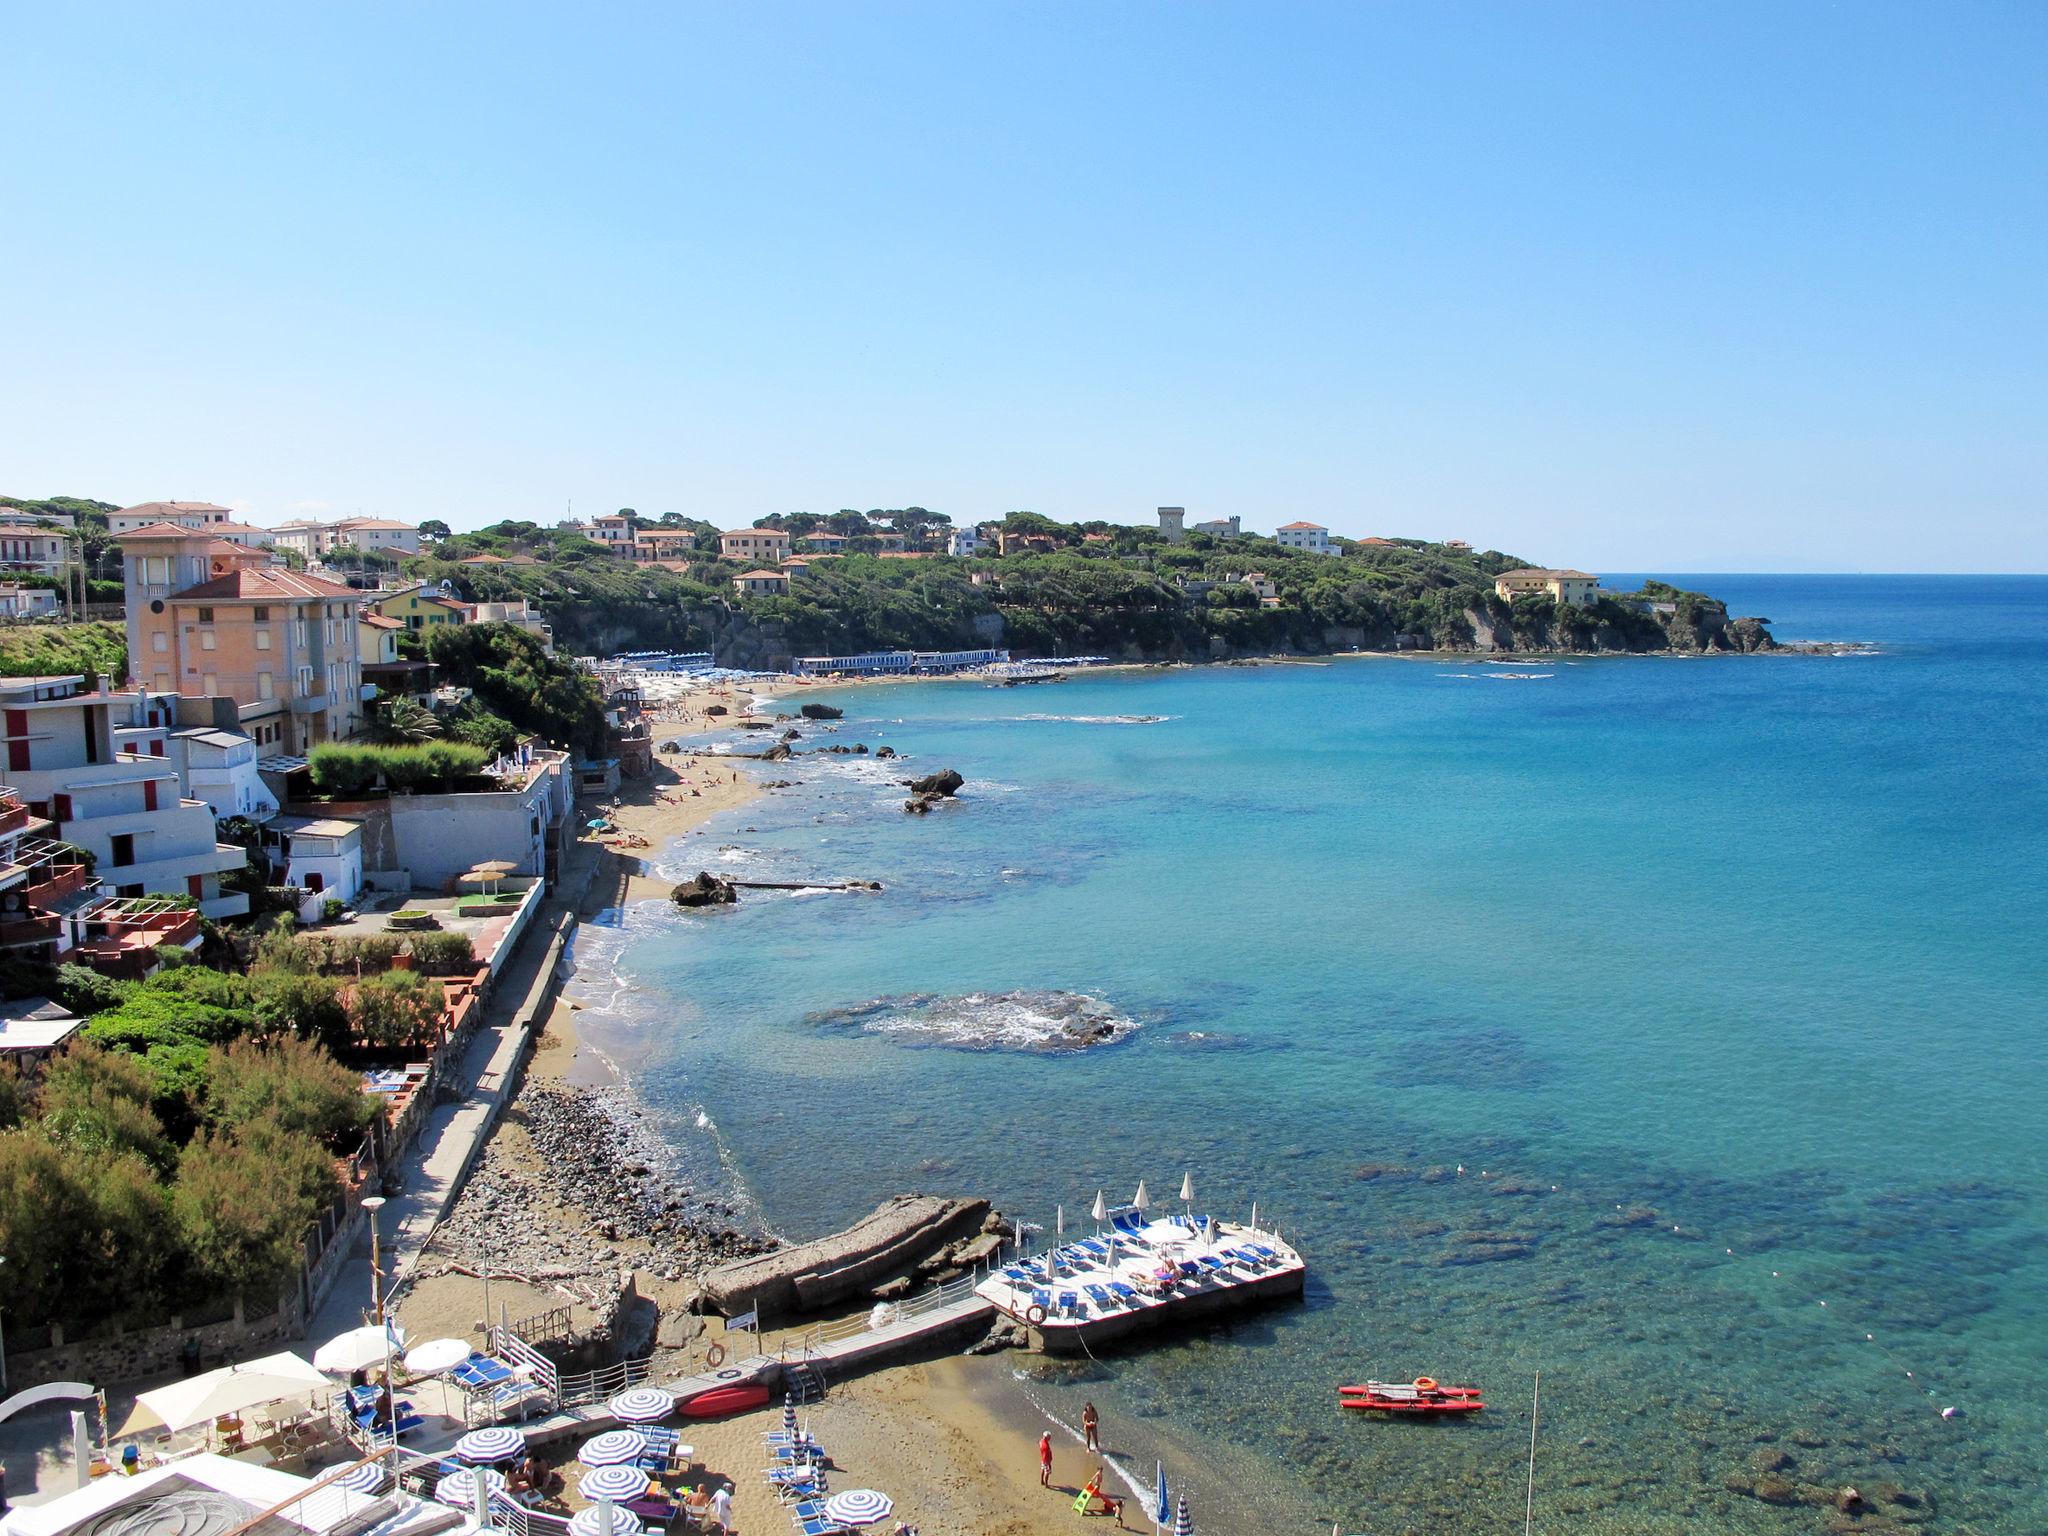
(1038, 1431, 1053, 1487)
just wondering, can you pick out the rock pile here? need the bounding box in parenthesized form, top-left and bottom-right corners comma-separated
(671, 872, 738, 907)
(430, 1084, 774, 1285)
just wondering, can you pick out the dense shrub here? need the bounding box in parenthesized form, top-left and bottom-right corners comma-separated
(407, 931, 476, 976)
(207, 1038, 376, 1147)
(307, 741, 490, 795)
(346, 970, 443, 1051)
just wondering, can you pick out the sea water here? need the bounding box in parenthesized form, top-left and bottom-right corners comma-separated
(573, 576, 2048, 1534)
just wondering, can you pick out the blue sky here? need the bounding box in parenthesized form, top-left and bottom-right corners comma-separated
(3, 3, 2042, 571)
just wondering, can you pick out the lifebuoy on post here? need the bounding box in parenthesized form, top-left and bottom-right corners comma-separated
(1024, 1303, 1048, 1326)
(706, 1343, 726, 1367)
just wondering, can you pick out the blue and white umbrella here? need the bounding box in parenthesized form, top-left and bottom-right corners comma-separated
(435, 1468, 507, 1508)
(569, 1506, 644, 1536)
(454, 1426, 527, 1463)
(608, 1387, 674, 1423)
(1173, 1492, 1194, 1536)
(336, 1462, 387, 1495)
(581, 1429, 651, 1467)
(821, 1490, 894, 1527)
(781, 1399, 800, 1437)
(578, 1466, 651, 1504)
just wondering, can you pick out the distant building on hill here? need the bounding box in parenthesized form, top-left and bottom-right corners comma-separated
(948, 525, 984, 557)
(1157, 506, 1186, 543)
(1494, 568, 1600, 605)
(1274, 520, 1334, 555)
(720, 527, 792, 564)
(108, 500, 232, 536)
(733, 569, 790, 596)
(1241, 571, 1279, 606)
(1445, 538, 1472, 551)
(1193, 515, 1241, 538)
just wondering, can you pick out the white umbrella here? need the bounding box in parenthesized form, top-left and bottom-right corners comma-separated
(314, 1323, 405, 1375)
(822, 1490, 894, 1527)
(1179, 1172, 1194, 1205)
(579, 1466, 651, 1503)
(570, 1507, 644, 1536)
(1090, 1189, 1106, 1230)
(454, 1426, 527, 1463)
(1204, 1216, 1220, 1247)
(608, 1387, 674, 1423)
(404, 1337, 473, 1375)
(125, 1351, 330, 1433)
(435, 1468, 508, 1508)
(581, 1429, 651, 1466)
(1132, 1180, 1148, 1215)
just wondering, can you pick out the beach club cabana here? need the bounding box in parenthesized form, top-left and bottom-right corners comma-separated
(122, 1351, 330, 1435)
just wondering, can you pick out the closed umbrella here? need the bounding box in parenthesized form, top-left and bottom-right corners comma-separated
(579, 1466, 651, 1503)
(1091, 1189, 1106, 1237)
(125, 1352, 331, 1434)
(608, 1387, 674, 1423)
(781, 1400, 800, 1438)
(1173, 1493, 1194, 1536)
(314, 1324, 405, 1376)
(1153, 1463, 1169, 1528)
(454, 1426, 527, 1463)
(1132, 1180, 1148, 1216)
(1179, 1172, 1194, 1224)
(581, 1430, 651, 1467)
(436, 1468, 508, 1509)
(822, 1490, 894, 1527)
(570, 1507, 644, 1536)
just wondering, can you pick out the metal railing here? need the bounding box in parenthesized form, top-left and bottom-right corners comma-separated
(553, 1353, 653, 1409)
(792, 1266, 991, 1355)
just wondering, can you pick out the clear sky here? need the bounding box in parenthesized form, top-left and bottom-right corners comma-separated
(3, 3, 2042, 571)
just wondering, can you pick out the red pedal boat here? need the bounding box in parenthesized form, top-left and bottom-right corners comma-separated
(1339, 1377, 1485, 1414)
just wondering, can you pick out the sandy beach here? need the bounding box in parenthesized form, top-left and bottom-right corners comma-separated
(394, 684, 1097, 1536)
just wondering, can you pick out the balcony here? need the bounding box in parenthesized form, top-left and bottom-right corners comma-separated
(0, 914, 61, 949)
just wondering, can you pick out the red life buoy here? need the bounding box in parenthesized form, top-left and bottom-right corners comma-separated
(706, 1343, 726, 1367)
(1024, 1304, 1048, 1326)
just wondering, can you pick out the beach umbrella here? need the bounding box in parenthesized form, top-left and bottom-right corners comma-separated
(436, 1468, 507, 1509)
(1249, 1200, 1258, 1235)
(454, 1426, 527, 1464)
(1179, 1172, 1194, 1208)
(336, 1462, 387, 1496)
(125, 1351, 330, 1434)
(404, 1337, 473, 1376)
(581, 1429, 651, 1467)
(569, 1506, 644, 1536)
(1173, 1492, 1194, 1536)
(314, 1323, 405, 1375)
(821, 1490, 894, 1527)
(1091, 1189, 1106, 1235)
(1153, 1463, 1169, 1529)
(579, 1466, 651, 1504)
(782, 1400, 800, 1438)
(1203, 1216, 1219, 1248)
(1133, 1180, 1148, 1215)
(608, 1386, 675, 1423)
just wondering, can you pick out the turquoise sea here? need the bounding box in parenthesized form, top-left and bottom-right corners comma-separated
(574, 576, 2048, 1535)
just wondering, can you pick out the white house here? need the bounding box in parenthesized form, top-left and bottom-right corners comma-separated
(268, 815, 364, 905)
(948, 526, 984, 557)
(164, 726, 279, 823)
(106, 500, 228, 536)
(0, 585, 58, 618)
(1274, 521, 1335, 555)
(1494, 568, 1601, 606)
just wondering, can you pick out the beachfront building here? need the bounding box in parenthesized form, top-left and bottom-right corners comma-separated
(0, 998, 84, 1079)
(1274, 520, 1335, 555)
(372, 583, 471, 632)
(1157, 506, 1186, 543)
(0, 517, 74, 579)
(385, 745, 570, 888)
(733, 569, 790, 596)
(720, 526, 792, 564)
(0, 586, 58, 619)
(948, 525, 984, 557)
(162, 726, 279, 824)
(119, 525, 368, 753)
(1494, 568, 1600, 605)
(0, 675, 249, 916)
(267, 815, 365, 904)
(1194, 515, 1242, 538)
(789, 647, 1009, 677)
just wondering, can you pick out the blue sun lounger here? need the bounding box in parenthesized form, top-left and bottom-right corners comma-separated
(1030, 1287, 1052, 1313)
(1112, 1211, 1146, 1235)
(1108, 1281, 1139, 1303)
(1076, 1238, 1109, 1257)
(1196, 1253, 1227, 1274)
(1246, 1243, 1279, 1260)
(1057, 1290, 1081, 1317)
(1084, 1284, 1116, 1309)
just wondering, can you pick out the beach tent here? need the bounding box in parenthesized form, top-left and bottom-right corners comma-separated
(124, 1351, 329, 1433)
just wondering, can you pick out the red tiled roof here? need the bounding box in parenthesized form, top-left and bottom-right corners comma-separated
(1276, 521, 1327, 532)
(117, 521, 213, 542)
(170, 567, 358, 601)
(736, 569, 786, 580)
(115, 501, 230, 519)
(360, 613, 405, 629)
(335, 517, 416, 531)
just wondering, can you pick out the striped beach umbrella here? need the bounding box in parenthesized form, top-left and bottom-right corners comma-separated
(435, 1468, 507, 1508)
(581, 1429, 651, 1467)
(454, 1426, 526, 1463)
(781, 1399, 800, 1437)
(569, 1506, 645, 1536)
(336, 1462, 387, 1495)
(822, 1489, 894, 1527)
(608, 1386, 675, 1423)
(578, 1465, 651, 1504)
(1173, 1492, 1194, 1536)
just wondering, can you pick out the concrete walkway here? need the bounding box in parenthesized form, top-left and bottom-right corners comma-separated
(295, 900, 578, 1350)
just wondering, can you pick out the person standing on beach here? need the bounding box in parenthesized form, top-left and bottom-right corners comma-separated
(1083, 1401, 1100, 1453)
(1038, 1430, 1054, 1487)
(708, 1481, 732, 1535)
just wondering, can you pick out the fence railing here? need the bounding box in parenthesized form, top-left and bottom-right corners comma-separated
(554, 1354, 653, 1409)
(791, 1266, 991, 1354)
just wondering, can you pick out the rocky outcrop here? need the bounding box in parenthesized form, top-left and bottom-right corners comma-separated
(875, 746, 896, 759)
(671, 872, 738, 907)
(903, 768, 964, 814)
(704, 704, 728, 716)
(800, 703, 843, 720)
(697, 1194, 992, 1324)
(761, 743, 793, 761)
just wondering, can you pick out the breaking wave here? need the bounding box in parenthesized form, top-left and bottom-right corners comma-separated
(806, 989, 1138, 1052)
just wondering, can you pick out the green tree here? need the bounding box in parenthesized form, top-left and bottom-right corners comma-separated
(418, 518, 452, 540)
(346, 969, 443, 1051)
(370, 697, 443, 744)
(38, 1044, 172, 1167)
(173, 1127, 336, 1298)
(207, 1037, 374, 1147)
(0, 1132, 177, 1325)
(249, 969, 351, 1053)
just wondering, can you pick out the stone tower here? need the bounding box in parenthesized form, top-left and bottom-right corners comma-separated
(1157, 506, 1186, 543)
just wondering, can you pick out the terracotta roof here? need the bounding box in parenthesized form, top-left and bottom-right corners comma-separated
(722, 527, 788, 538)
(170, 566, 359, 601)
(335, 517, 416, 531)
(209, 521, 273, 535)
(117, 521, 213, 542)
(878, 551, 935, 559)
(115, 501, 230, 519)
(1498, 567, 1596, 580)
(360, 613, 405, 629)
(736, 569, 787, 580)
(1276, 521, 1327, 532)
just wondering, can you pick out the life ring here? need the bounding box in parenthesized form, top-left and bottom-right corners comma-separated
(1024, 1304, 1048, 1326)
(715, 1368, 741, 1380)
(706, 1343, 726, 1367)
(1414, 1377, 1438, 1392)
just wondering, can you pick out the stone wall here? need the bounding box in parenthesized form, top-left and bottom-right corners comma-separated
(4, 1292, 304, 1392)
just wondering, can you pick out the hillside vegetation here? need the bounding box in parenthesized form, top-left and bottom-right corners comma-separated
(0, 620, 128, 681)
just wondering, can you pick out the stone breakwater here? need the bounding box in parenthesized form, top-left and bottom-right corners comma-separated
(431, 1083, 774, 1284)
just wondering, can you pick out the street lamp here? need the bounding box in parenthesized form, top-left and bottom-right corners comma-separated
(361, 1197, 403, 1456)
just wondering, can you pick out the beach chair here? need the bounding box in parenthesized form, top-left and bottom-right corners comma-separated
(1030, 1287, 1052, 1313)
(1083, 1284, 1115, 1310)
(1112, 1211, 1145, 1236)
(1246, 1243, 1278, 1261)
(1176, 1261, 1201, 1280)
(1108, 1281, 1139, 1304)
(1195, 1254, 1227, 1274)
(791, 1517, 840, 1536)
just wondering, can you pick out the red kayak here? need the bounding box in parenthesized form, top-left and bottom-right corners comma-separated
(1339, 1377, 1485, 1414)
(679, 1382, 773, 1419)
